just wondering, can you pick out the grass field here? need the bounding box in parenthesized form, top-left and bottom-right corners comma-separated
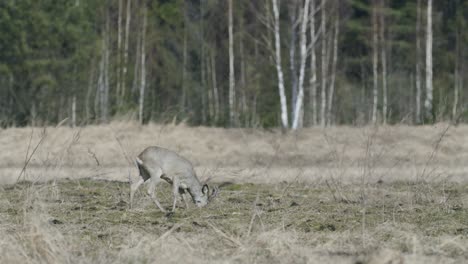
(1, 122, 467, 263)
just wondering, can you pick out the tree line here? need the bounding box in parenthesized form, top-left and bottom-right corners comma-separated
(0, 0, 467, 128)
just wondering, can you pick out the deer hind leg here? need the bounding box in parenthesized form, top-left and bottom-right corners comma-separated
(147, 167, 167, 213)
(130, 178, 145, 209)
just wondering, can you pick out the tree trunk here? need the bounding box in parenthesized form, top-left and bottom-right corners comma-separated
(380, 0, 387, 124)
(289, 1, 299, 119)
(71, 95, 76, 127)
(453, 29, 459, 121)
(205, 53, 214, 125)
(207, 54, 214, 123)
(103, 12, 110, 124)
(309, 0, 318, 126)
(371, 1, 379, 125)
(121, 0, 132, 107)
(97, 12, 110, 124)
(424, 0, 433, 122)
(240, 29, 248, 124)
(132, 16, 141, 95)
(228, 0, 236, 126)
(415, 0, 422, 124)
(31, 102, 36, 126)
(200, 0, 207, 124)
(211, 49, 219, 124)
(292, 0, 310, 130)
(98, 45, 105, 123)
(116, 0, 123, 108)
(139, 4, 147, 125)
(85, 62, 95, 121)
(272, 0, 289, 129)
(181, 3, 188, 113)
(320, 0, 327, 127)
(327, 12, 339, 126)
(200, 50, 207, 124)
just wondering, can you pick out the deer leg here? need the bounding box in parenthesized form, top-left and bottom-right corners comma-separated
(148, 168, 166, 213)
(171, 179, 180, 212)
(181, 192, 189, 209)
(130, 178, 145, 209)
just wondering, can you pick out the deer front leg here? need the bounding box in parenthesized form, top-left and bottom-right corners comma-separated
(181, 193, 189, 209)
(171, 179, 180, 212)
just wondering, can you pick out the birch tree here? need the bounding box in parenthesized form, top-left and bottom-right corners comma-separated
(211, 49, 219, 123)
(121, 0, 132, 107)
(320, 0, 328, 127)
(181, 1, 188, 112)
(292, 0, 310, 129)
(71, 95, 76, 127)
(272, 0, 289, 129)
(288, 1, 299, 118)
(138, 4, 147, 125)
(98, 12, 110, 124)
(424, 0, 433, 122)
(116, 0, 123, 108)
(327, 10, 339, 125)
(371, 1, 379, 124)
(380, 0, 387, 124)
(200, 0, 207, 124)
(228, 0, 236, 126)
(309, 0, 318, 126)
(415, 0, 422, 123)
(453, 21, 461, 121)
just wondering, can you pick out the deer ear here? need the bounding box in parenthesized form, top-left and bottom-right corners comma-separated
(202, 184, 209, 194)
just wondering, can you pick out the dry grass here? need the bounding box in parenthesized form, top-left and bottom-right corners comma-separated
(1, 122, 467, 263)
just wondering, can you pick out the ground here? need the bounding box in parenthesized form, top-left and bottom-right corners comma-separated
(0, 122, 467, 263)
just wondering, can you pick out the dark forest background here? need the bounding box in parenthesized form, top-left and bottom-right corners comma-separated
(0, 0, 467, 128)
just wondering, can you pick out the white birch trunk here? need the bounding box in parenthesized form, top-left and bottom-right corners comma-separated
(424, 0, 433, 122)
(292, 0, 310, 130)
(240, 32, 248, 121)
(320, 0, 327, 127)
(309, 0, 317, 126)
(98, 41, 105, 123)
(31, 102, 36, 126)
(139, 5, 147, 125)
(452, 31, 459, 121)
(85, 62, 95, 121)
(200, 0, 207, 124)
(228, 0, 236, 126)
(181, 7, 188, 112)
(289, 1, 299, 118)
(116, 0, 123, 106)
(327, 14, 339, 126)
(121, 0, 132, 103)
(98, 13, 110, 124)
(272, 0, 289, 129)
(380, 0, 387, 124)
(415, 0, 422, 123)
(103, 13, 110, 123)
(132, 20, 141, 94)
(371, 2, 379, 125)
(211, 50, 219, 123)
(72, 95, 76, 127)
(207, 54, 214, 123)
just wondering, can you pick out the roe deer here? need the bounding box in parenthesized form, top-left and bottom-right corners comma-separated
(129, 146, 218, 212)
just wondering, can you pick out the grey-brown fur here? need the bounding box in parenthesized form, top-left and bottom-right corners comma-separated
(129, 146, 218, 212)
